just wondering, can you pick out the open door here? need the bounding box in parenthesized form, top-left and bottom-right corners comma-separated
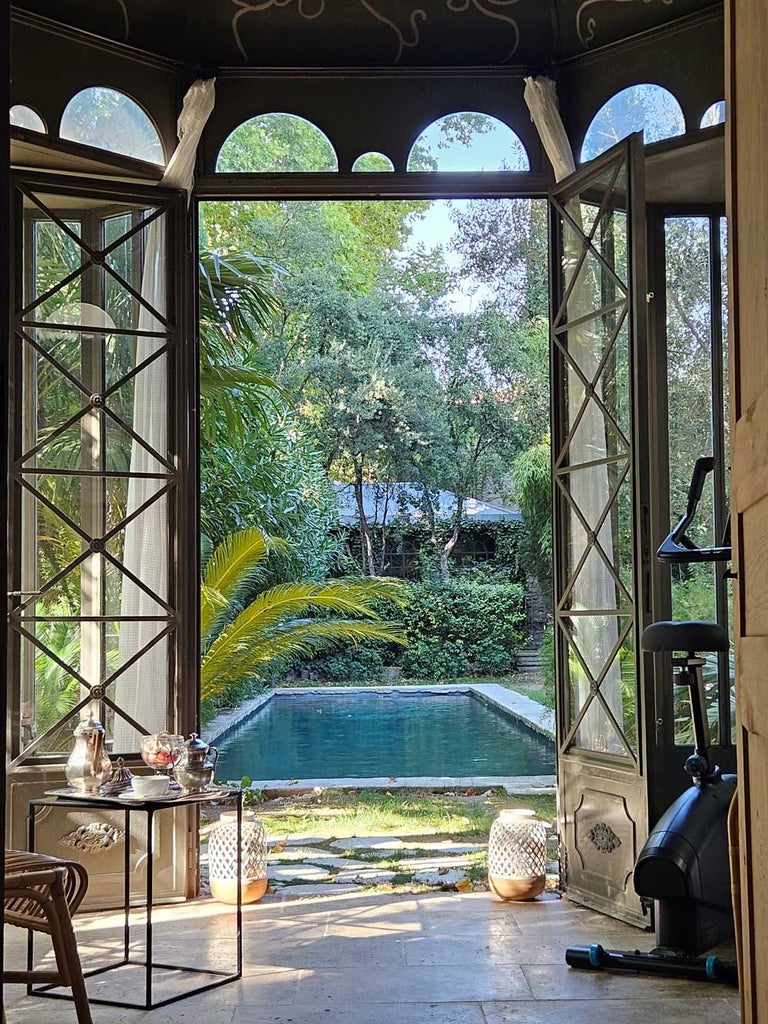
(549, 135, 652, 925)
(6, 170, 198, 905)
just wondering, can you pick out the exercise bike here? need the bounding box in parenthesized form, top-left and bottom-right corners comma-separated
(566, 457, 738, 986)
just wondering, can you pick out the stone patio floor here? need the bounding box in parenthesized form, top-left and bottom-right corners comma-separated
(4, 886, 740, 1023)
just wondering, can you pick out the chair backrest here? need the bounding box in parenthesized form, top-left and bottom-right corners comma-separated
(4, 850, 89, 931)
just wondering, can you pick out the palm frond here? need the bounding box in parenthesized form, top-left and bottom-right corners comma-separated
(200, 584, 229, 642)
(199, 364, 284, 394)
(201, 619, 406, 701)
(201, 528, 289, 639)
(201, 535, 214, 573)
(213, 577, 403, 644)
(199, 364, 291, 444)
(199, 248, 284, 337)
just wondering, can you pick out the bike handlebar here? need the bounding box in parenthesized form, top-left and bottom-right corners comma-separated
(657, 456, 732, 564)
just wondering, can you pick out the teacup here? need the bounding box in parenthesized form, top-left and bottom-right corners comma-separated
(132, 774, 170, 798)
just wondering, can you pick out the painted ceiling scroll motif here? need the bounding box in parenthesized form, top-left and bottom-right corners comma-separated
(231, 0, 521, 64)
(576, 0, 676, 49)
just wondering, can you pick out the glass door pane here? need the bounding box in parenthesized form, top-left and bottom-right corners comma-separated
(663, 213, 733, 747)
(552, 148, 641, 761)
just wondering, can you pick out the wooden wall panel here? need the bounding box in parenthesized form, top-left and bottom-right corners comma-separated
(726, 0, 768, 1019)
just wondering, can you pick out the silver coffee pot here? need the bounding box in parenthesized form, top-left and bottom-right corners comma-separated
(65, 711, 112, 794)
(176, 733, 219, 793)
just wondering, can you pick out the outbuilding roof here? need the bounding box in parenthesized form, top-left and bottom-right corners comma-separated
(334, 482, 521, 528)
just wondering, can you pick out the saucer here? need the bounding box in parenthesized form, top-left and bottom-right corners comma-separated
(117, 789, 179, 802)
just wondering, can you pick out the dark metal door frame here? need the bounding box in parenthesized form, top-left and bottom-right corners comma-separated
(645, 201, 734, 823)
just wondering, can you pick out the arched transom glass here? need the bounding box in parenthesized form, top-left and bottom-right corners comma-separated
(407, 113, 530, 172)
(701, 101, 726, 128)
(60, 87, 164, 165)
(10, 105, 46, 133)
(581, 85, 686, 163)
(217, 113, 338, 172)
(352, 152, 395, 172)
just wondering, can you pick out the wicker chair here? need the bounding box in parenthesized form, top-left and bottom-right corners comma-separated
(3, 849, 93, 1024)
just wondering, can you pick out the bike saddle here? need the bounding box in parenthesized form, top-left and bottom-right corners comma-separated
(641, 620, 730, 654)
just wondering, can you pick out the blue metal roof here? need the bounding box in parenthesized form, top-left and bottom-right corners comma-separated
(334, 482, 521, 527)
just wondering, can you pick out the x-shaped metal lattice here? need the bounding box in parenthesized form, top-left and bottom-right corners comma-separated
(11, 188, 177, 761)
(551, 155, 637, 760)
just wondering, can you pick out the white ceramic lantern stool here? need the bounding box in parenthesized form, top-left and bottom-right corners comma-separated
(209, 810, 268, 905)
(488, 808, 547, 901)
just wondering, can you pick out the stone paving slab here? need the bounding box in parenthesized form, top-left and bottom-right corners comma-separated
(252, 774, 556, 793)
(267, 834, 328, 846)
(330, 836, 406, 851)
(334, 868, 398, 884)
(267, 847, 330, 861)
(267, 864, 331, 882)
(274, 883, 362, 899)
(302, 856, 373, 870)
(394, 855, 479, 871)
(413, 868, 470, 887)
(398, 841, 486, 854)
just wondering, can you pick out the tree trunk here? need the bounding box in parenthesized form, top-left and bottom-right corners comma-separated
(352, 464, 376, 576)
(439, 494, 464, 581)
(418, 480, 463, 581)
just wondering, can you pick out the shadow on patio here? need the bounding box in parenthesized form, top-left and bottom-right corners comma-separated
(4, 887, 740, 1024)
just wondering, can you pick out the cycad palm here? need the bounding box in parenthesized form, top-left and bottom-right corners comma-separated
(201, 528, 406, 702)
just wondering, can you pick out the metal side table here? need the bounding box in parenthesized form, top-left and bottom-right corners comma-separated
(27, 786, 243, 1010)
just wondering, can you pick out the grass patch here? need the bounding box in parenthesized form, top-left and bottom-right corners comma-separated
(499, 674, 552, 708)
(257, 788, 556, 842)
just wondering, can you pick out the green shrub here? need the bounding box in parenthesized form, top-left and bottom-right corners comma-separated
(400, 639, 472, 680)
(306, 646, 387, 682)
(302, 576, 526, 682)
(670, 564, 718, 621)
(397, 579, 525, 681)
(538, 620, 556, 710)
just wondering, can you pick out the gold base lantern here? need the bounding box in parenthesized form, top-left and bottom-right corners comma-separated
(488, 809, 547, 901)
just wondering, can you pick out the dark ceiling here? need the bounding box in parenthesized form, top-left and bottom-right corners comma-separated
(14, 0, 721, 67)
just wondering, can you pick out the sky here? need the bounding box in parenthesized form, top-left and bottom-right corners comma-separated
(398, 116, 528, 313)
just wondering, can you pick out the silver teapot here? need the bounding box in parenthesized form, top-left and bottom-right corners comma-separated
(65, 710, 112, 794)
(176, 733, 219, 793)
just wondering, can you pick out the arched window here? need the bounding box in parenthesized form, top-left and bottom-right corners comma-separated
(701, 101, 726, 128)
(407, 112, 529, 172)
(60, 87, 164, 164)
(216, 113, 338, 172)
(10, 105, 46, 133)
(581, 84, 686, 162)
(352, 152, 394, 172)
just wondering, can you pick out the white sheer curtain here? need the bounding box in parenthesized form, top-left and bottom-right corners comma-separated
(525, 76, 624, 754)
(113, 79, 215, 751)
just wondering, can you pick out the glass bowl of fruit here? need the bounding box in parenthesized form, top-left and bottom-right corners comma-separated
(139, 732, 185, 789)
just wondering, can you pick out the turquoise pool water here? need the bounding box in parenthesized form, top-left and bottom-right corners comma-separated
(216, 690, 554, 781)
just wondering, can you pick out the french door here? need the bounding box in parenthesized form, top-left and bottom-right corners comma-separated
(6, 171, 197, 901)
(549, 136, 652, 925)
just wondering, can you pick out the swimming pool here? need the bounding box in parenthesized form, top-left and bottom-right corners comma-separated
(214, 688, 555, 783)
